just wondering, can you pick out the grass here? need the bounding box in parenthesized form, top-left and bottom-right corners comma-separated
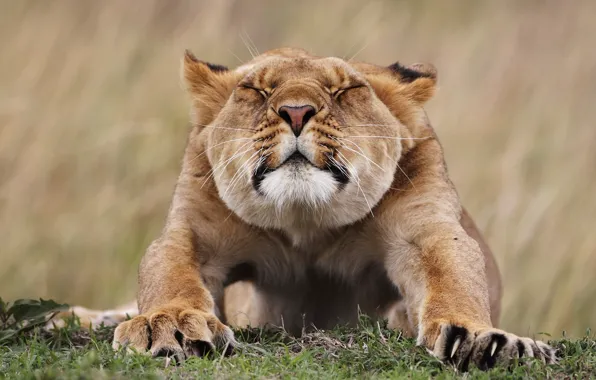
(1, 317, 595, 379)
(0, 0, 595, 344)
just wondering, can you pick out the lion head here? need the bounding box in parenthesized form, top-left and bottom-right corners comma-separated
(182, 48, 437, 239)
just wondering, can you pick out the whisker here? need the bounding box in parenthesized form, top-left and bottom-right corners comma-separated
(335, 152, 371, 216)
(347, 40, 370, 62)
(253, 151, 273, 176)
(380, 149, 418, 193)
(335, 151, 374, 217)
(221, 149, 266, 225)
(200, 141, 254, 189)
(229, 150, 261, 186)
(336, 133, 421, 193)
(342, 39, 361, 61)
(239, 33, 254, 59)
(212, 142, 254, 177)
(342, 123, 399, 127)
(222, 149, 262, 200)
(195, 124, 253, 133)
(227, 49, 245, 65)
(239, 31, 257, 59)
(327, 157, 350, 180)
(243, 31, 260, 56)
(253, 155, 265, 176)
(208, 146, 254, 188)
(395, 161, 417, 193)
(336, 138, 385, 172)
(188, 137, 254, 164)
(341, 135, 431, 141)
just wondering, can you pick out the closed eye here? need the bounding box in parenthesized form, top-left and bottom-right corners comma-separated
(240, 85, 269, 99)
(332, 85, 366, 99)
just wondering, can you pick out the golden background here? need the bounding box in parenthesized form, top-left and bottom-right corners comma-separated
(1, 1, 594, 338)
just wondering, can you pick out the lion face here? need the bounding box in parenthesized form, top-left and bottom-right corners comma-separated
(183, 49, 436, 238)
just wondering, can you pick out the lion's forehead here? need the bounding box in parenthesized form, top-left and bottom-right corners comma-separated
(236, 55, 361, 88)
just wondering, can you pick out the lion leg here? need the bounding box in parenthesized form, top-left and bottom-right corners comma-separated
(112, 228, 235, 361)
(46, 300, 138, 330)
(222, 281, 262, 328)
(384, 299, 416, 338)
(460, 207, 502, 327)
(381, 207, 555, 370)
(377, 138, 555, 370)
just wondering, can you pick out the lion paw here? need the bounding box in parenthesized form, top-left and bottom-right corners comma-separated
(431, 324, 556, 371)
(112, 307, 236, 362)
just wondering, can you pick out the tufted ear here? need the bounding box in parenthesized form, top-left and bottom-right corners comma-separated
(386, 62, 438, 104)
(351, 60, 437, 131)
(182, 50, 237, 125)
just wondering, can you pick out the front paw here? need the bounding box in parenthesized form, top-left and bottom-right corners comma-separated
(429, 323, 556, 371)
(112, 306, 236, 362)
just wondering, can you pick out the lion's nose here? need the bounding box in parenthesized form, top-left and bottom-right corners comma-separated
(278, 105, 316, 136)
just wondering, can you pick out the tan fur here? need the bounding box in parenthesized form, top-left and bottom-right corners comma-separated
(55, 48, 554, 369)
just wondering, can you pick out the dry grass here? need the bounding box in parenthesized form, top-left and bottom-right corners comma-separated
(1, 0, 594, 338)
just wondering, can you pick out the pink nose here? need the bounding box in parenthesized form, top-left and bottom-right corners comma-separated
(278, 105, 316, 136)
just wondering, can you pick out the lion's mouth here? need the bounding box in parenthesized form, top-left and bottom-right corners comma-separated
(285, 151, 308, 164)
(252, 151, 349, 193)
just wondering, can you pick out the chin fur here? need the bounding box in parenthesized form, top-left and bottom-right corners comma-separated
(259, 163, 338, 208)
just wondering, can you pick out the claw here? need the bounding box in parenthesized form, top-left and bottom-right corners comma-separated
(490, 340, 498, 357)
(451, 337, 461, 358)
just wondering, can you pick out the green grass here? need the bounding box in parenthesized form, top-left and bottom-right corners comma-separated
(1, 318, 594, 379)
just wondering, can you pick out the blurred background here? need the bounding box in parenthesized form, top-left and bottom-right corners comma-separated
(1, 0, 594, 338)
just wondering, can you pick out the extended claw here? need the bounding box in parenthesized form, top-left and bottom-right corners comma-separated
(490, 340, 498, 357)
(451, 337, 461, 358)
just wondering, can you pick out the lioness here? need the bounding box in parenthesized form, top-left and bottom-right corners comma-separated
(56, 48, 556, 370)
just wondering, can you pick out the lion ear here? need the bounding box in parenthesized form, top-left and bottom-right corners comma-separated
(387, 62, 437, 104)
(181, 50, 236, 125)
(182, 50, 229, 89)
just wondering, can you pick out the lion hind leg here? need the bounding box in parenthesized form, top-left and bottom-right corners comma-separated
(384, 299, 416, 338)
(45, 300, 138, 330)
